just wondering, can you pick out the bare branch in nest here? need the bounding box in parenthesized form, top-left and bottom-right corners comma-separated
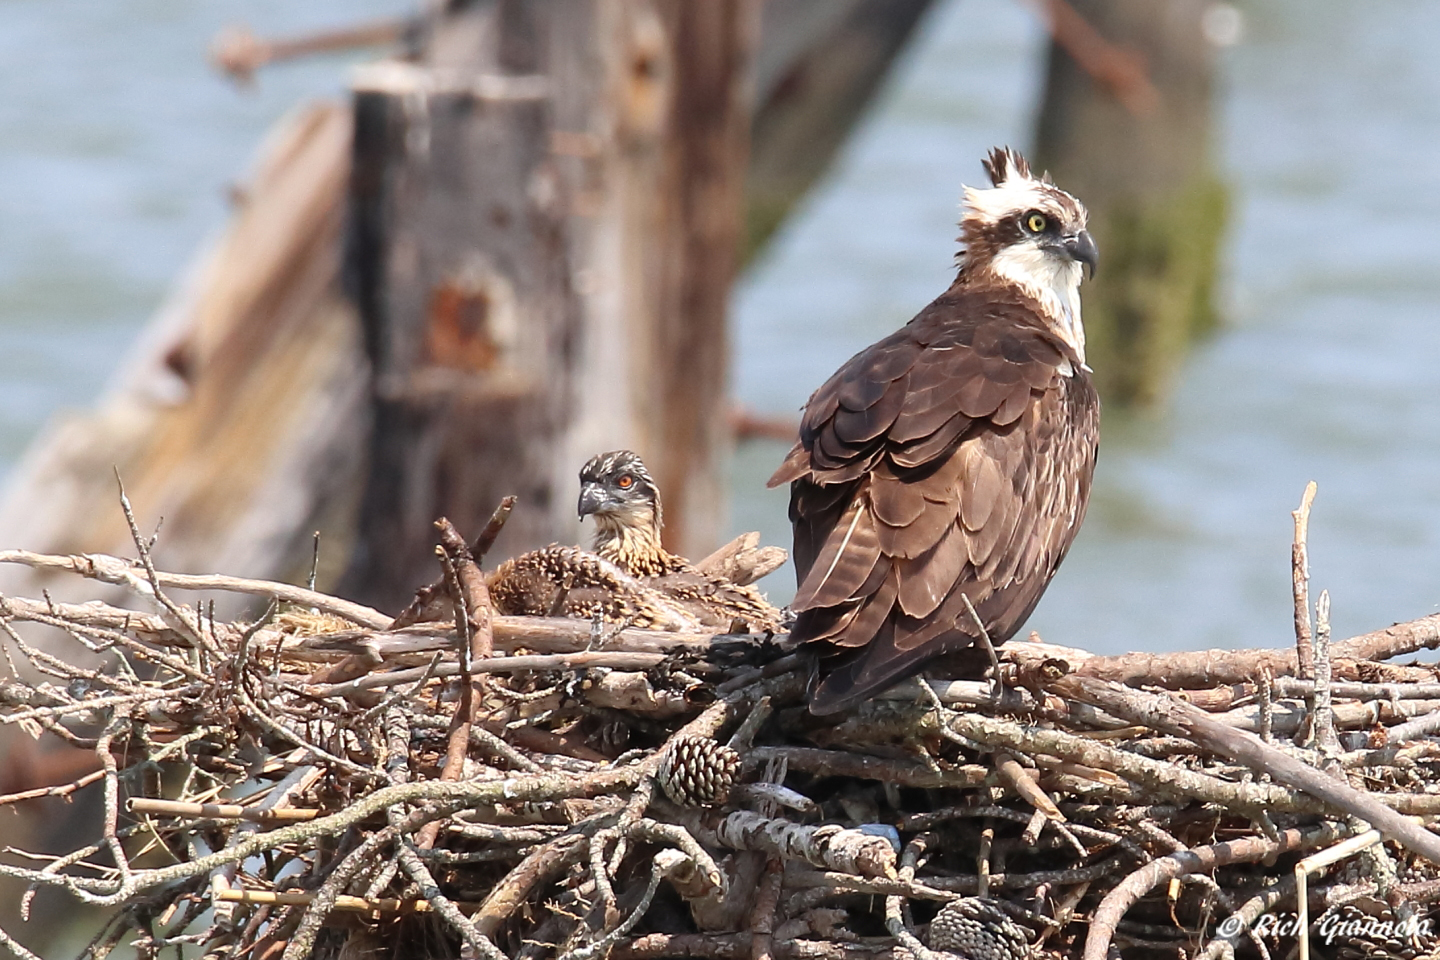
(694, 531, 787, 587)
(1082, 824, 1344, 960)
(391, 499, 516, 630)
(415, 517, 497, 850)
(127, 797, 320, 823)
(303, 650, 669, 698)
(1047, 674, 1440, 863)
(0, 548, 391, 628)
(692, 811, 897, 879)
(1009, 609, 1440, 691)
(4, 495, 1440, 960)
(1292, 480, 1319, 680)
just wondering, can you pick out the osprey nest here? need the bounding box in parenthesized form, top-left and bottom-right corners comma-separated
(2, 493, 1440, 960)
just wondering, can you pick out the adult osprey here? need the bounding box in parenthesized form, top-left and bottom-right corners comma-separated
(769, 147, 1100, 715)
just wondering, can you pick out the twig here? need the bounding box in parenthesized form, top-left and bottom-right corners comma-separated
(1293, 481, 1318, 680)
(994, 752, 1065, 822)
(280, 817, 410, 960)
(943, 709, 1297, 812)
(1293, 830, 1386, 960)
(128, 798, 320, 824)
(0, 549, 390, 628)
(976, 823, 994, 898)
(559, 858, 668, 960)
(959, 594, 1002, 694)
(472, 495, 519, 560)
(0, 769, 104, 808)
(1082, 825, 1342, 960)
(468, 697, 740, 937)
(784, 868, 961, 903)
(304, 650, 667, 698)
(1311, 589, 1340, 756)
(749, 859, 783, 960)
(883, 834, 948, 960)
(216, 887, 475, 914)
(699, 811, 897, 879)
(0, 925, 42, 960)
(306, 531, 321, 593)
(1383, 708, 1440, 743)
(95, 717, 132, 883)
(292, 617, 733, 662)
(416, 520, 491, 850)
(741, 747, 983, 790)
(396, 838, 507, 960)
(1199, 873, 1294, 960)
(1047, 674, 1440, 864)
(114, 474, 210, 652)
(1257, 665, 1274, 743)
(436, 516, 495, 662)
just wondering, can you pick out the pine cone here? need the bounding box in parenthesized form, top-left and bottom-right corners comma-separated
(656, 736, 739, 807)
(928, 898, 1032, 960)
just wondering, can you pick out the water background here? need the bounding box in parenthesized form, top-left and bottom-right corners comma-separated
(3, 0, 1437, 656)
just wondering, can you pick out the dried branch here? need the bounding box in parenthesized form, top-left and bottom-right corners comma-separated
(1292, 480, 1318, 680)
(0, 549, 390, 628)
(128, 798, 320, 824)
(1048, 674, 1440, 863)
(1082, 825, 1343, 960)
(0, 493, 1437, 960)
(701, 811, 897, 879)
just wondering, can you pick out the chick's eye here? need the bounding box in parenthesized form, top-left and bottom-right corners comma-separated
(1025, 212, 1048, 234)
(616, 475, 634, 489)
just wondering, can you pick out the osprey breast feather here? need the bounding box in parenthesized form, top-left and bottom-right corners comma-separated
(769, 147, 1101, 715)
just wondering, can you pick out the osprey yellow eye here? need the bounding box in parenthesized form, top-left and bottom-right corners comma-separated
(617, 475, 634, 489)
(1025, 212, 1048, 234)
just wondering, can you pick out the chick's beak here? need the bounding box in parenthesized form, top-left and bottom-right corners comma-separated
(578, 482, 607, 520)
(1064, 229, 1099, 279)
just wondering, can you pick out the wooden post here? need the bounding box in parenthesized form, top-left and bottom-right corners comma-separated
(559, 0, 761, 562)
(1032, 0, 1228, 405)
(339, 4, 580, 613)
(745, 0, 938, 260)
(341, 0, 762, 610)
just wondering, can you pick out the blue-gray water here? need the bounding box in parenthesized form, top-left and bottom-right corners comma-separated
(3, 0, 1437, 657)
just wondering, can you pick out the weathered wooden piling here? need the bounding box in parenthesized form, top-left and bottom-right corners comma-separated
(1032, 0, 1228, 405)
(0, 2, 945, 617)
(338, 0, 762, 613)
(745, 0, 938, 260)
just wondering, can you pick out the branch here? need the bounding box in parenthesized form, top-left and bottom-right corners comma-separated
(1082, 824, 1342, 960)
(0, 549, 390, 628)
(1049, 675, 1440, 864)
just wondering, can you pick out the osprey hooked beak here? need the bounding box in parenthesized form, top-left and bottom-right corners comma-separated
(577, 482, 610, 520)
(1063, 229, 1099, 279)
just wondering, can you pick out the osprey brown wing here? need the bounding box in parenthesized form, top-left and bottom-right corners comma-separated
(769, 284, 1099, 715)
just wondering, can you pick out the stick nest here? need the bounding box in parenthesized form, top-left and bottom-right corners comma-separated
(2, 508, 1440, 960)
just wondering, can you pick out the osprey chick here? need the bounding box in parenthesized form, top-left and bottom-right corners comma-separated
(486, 545, 701, 631)
(579, 450, 783, 632)
(770, 147, 1101, 715)
(578, 451, 682, 577)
